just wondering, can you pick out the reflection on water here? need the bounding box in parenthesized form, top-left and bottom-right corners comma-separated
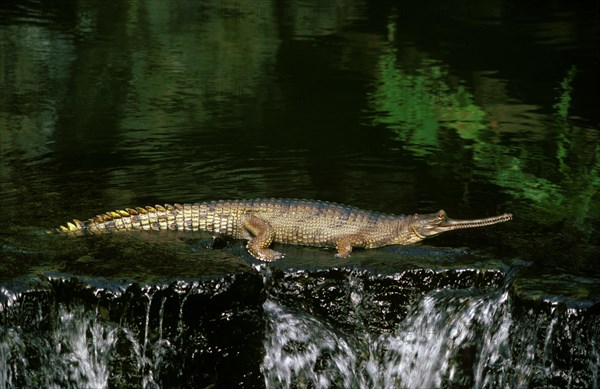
(368, 19, 599, 238)
(0, 2, 599, 269)
(1, 3, 599, 385)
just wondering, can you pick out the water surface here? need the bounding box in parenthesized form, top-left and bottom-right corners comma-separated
(1, 0, 599, 344)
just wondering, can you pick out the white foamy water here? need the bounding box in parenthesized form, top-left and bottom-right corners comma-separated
(0, 304, 116, 389)
(2, 283, 598, 388)
(262, 287, 595, 389)
(0, 297, 173, 389)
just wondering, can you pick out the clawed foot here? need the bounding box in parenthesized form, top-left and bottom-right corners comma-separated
(256, 249, 285, 262)
(246, 244, 285, 262)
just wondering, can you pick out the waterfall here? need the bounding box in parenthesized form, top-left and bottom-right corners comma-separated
(0, 304, 116, 389)
(262, 288, 514, 388)
(1, 270, 599, 388)
(261, 286, 599, 389)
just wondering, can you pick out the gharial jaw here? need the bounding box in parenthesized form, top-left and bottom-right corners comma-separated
(402, 210, 513, 243)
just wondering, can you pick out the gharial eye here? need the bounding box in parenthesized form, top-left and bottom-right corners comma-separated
(435, 210, 447, 222)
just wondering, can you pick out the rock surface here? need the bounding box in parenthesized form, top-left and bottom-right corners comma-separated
(1, 230, 599, 387)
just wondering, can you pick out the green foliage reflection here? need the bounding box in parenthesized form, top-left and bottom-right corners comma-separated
(369, 27, 599, 234)
(370, 47, 486, 156)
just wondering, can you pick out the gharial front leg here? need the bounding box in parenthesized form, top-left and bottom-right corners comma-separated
(241, 215, 285, 261)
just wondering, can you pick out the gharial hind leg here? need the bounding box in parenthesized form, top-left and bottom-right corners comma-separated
(241, 215, 285, 261)
(334, 234, 364, 258)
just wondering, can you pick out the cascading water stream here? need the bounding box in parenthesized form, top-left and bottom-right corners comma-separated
(261, 287, 515, 388)
(261, 282, 599, 389)
(1, 266, 599, 388)
(0, 303, 117, 389)
(0, 283, 197, 389)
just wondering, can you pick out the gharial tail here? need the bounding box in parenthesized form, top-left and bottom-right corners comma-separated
(53, 204, 190, 235)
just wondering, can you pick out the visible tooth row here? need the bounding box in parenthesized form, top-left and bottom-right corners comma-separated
(448, 214, 512, 230)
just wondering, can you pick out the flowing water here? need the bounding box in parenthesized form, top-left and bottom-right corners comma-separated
(262, 286, 598, 389)
(2, 268, 598, 388)
(1, 0, 599, 387)
(261, 291, 513, 388)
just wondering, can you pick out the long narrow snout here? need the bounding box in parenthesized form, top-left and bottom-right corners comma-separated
(437, 213, 513, 232)
(411, 210, 513, 241)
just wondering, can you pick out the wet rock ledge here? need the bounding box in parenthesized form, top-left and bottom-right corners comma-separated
(1, 232, 268, 388)
(1, 231, 599, 388)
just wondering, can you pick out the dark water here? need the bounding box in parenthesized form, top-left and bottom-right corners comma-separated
(1, 0, 599, 387)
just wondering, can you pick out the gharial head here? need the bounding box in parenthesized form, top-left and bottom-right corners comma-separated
(397, 210, 513, 244)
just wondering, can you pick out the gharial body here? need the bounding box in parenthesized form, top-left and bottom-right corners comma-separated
(56, 198, 512, 261)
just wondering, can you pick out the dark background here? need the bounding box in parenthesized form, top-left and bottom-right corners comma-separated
(1, 0, 599, 280)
